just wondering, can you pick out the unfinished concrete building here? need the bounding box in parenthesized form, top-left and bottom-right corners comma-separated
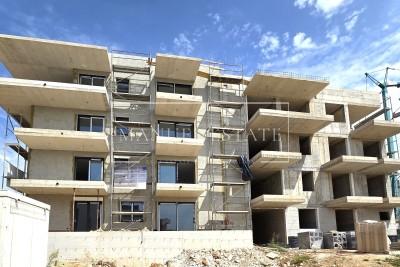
(248, 76, 400, 245)
(0, 34, 251, 232)
(1, 34, 400, 245)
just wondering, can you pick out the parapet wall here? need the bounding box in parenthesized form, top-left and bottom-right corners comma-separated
(48, 230, 253, 266)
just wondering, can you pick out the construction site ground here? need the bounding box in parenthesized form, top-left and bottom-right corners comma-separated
(49, 245, 400, 267)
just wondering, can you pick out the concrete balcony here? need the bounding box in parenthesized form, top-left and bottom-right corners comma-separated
(0, 34, 110, 82)
(155, 183, 206, 198)
(351, 120, 400, 141)
(324, 196, 383, 208)
(15, 128, 109, 153)
(155, 92, 202, 118)
(360, 158, 400, 175)
(380, 197, 400, 208)
(155, 136, 203, 157)
(0, 77, 109, 125)
(10, 179, 108, 196)
(250, 150, 302, 175)
(321, 155, 378, 174)
(247, 108, 334, 135)
(245, 72, 328, 102)
(155, 53, 201, 82)
(251, 194, 305, 209)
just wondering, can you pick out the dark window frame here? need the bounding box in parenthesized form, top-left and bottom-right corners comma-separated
(74, 201, 102, 232)
(302, 171, 314, 191)
(299, 136, 312, 155)
(77, 115, 105, 132)
(379, 211, 390, 221)
(79, 74, 106, 86)
(157, 161, 195, 184)
(156, 82, 193, 95)
(158, 202, 195, 231)
(120, 201, 144, 222)
(298, 209, 318, 229)
(74, 157, 104, 181)
(115, 116, 130, 136)
(116, 78, 130, 93)
(158, 120, 194, 138)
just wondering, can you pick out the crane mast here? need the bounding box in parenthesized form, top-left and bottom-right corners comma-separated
(365, 67, 400, 217)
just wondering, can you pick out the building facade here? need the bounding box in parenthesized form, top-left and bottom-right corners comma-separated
(0, 34, 399, 244)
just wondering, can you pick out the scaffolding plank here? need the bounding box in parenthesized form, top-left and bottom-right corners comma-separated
(210, 154, 241, 159)
(112, 211, 150, 215)
(209, 126, 245, 134)
(113, 65, 150, 74)
(214, 210, 249, 214)
(113, 120, 151, 128)
(208, 100, 243, 109)
(211, 181, 246, 186)
(112, 92, 150, 101)
(6, 143, 28, 160)
(113, 150, 152, 156)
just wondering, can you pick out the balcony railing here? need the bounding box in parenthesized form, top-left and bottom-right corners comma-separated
(256, 70, 329, 82)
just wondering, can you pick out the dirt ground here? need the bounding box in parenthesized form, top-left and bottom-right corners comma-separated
(278, 249, 400, 267)
(49, 247, 400, 267)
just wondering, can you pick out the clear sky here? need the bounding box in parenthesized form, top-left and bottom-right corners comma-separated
(0, 0, 400, 182)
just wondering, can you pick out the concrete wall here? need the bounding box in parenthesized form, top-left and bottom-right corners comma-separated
(28, 150, 110, 182)
(31, 194, 72, 231)
(0, 191, 50, 267)
(48, 230, 253, 266)
(32, 106, 109, 134)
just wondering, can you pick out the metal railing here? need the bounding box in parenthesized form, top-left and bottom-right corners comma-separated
(256, 69, 329, 82)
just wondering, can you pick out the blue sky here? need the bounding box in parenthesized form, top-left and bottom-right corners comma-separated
(0, 0, 400, 182)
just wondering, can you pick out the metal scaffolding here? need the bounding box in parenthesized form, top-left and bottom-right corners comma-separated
(107, 51, 155, 230)
(1, 111, 28, 189)
(205, 61, 252, 230)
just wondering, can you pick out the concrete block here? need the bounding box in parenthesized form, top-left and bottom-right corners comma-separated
(323, 231, 347, 249)
(298, 231, 323, 249)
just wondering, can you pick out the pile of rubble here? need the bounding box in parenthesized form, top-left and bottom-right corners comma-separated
(159, 247, 281, 267)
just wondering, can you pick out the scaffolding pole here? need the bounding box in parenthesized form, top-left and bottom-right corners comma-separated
(108, 51, 154, 231)
(205, 61, 252, 230)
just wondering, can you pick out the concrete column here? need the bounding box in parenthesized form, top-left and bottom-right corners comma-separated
(343, 104, 352, 155)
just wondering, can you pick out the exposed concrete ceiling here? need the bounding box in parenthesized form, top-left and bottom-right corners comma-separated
(351, 120, 400, 141)
(155, 136, 204, 157)
(250, 151, 302, 176)
(321, 155, 378, 174)
(360, 158, 400, 176)
(0, 77, 110, 124)
(155, 92, 202, 118)
(0, 34, 111, 82)
(324, 196, 383, 208)
(15, 128, 109, 153)
(10, 179, 108, 195)
(245, 72, 328, 103)
(155, 53, 201, 82)
(247, 109, 334, 135)
(155, 183, 206, 198)
(317, 88, 381, 124)
(251, 194, 305, 209)
(348, 104, 381, 124)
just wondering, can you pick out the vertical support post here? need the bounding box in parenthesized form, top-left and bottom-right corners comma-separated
(72, 188, 76, 232)
(109, 55, 115, 231)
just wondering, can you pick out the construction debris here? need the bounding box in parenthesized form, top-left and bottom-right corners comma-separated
(167, 247, 277, 267)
